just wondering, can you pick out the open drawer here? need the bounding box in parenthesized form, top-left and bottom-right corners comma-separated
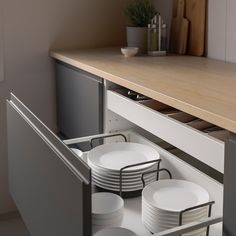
(7, 93, 223, 236)
(106, 90, 225, 173)
(66, 131, 223, 236)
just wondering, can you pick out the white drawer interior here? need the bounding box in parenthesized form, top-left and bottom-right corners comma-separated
(106, 89, 225, 174)
(68, 131, 223, 236)
(124, 131, 223, 236)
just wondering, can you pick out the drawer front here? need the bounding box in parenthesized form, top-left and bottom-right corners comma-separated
(107, 90, 225, 173)
(7, 94, 91, 236)
(56, 62, 103, 150)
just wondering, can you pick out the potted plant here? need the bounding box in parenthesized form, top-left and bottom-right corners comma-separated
(125, 0, 156, 54)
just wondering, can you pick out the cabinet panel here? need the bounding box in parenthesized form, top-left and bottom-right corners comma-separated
(7, 94, 91, 236)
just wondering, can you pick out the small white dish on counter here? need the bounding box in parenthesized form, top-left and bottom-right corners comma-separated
(121, 47, 139, 57)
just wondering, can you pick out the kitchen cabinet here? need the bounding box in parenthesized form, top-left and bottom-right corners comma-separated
(7, 48, 236, 236)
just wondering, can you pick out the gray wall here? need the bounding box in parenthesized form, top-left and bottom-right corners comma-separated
(0, 0, 128, 214)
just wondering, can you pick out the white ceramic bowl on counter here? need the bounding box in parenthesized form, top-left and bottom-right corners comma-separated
(121, 47, 139, 57)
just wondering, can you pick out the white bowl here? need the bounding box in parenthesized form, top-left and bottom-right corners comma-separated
(92, 192, 124, 217)
(121, 47, 139, 57)
(92, 214, 123, 226)
(94, 227, 137, 236)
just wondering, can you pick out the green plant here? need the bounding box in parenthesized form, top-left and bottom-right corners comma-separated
(125, 0, 156, 27)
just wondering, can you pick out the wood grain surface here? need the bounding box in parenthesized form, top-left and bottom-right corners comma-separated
(51, 48, 236, 133)
(171, 0, 189, 54)
(186, 0, 207, 56)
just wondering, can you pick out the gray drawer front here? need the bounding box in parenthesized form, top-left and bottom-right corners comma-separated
(56, 62, 103, 150)
(7, 94, 91, 236)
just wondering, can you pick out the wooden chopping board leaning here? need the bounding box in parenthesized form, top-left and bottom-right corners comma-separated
(186, 0, 207, 56)
(170, 0, 189, 55)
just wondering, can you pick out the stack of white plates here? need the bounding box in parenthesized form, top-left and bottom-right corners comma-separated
(92, 192, 124, 229)
(88, 142, 160, 192)
(142, 180, 210, 236)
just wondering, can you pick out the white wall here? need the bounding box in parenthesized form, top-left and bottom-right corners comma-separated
(154, 0, 236, 63)
(208, 0, 236, 62)
(0, 0, 128, 214)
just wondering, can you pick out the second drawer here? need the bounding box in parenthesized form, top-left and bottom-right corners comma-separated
(106, 90, 225, 173)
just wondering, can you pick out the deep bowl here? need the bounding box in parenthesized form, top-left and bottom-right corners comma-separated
(121, 47, 139, 57)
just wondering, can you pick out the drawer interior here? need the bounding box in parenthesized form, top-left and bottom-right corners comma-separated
(68, 131, 223, 236)
(112, 87, 230, 142)
(106, 85, 225, 174)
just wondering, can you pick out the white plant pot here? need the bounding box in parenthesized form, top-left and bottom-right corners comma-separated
(126, 27, 148, 54)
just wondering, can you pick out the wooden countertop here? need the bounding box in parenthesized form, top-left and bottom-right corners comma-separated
(50, 48, 236, 133)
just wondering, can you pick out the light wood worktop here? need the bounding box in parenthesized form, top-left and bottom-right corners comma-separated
(50, 48, 236, 133)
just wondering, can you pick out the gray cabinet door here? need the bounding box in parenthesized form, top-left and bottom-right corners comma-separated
(7, 94, 91, 236)
(56, 62, 103, 150)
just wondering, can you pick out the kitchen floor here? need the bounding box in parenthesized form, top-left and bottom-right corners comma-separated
(0, 215, 30, 236)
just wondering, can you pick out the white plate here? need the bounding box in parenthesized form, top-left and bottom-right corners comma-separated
(94, 227, 137, 236)
(90, 162, 158, 177)
(142, 210, 207, 229)
(93, 176, 155, 190)
(88, 142, 160, 172)
(92, 192, 124, 217)
(93, 174, 155, 187)
(142, 210, 208, 228)
(143, 180, 209, 212)
(93, 179, 153, 192)
(142, 200, 208, 220)
(142, 218, 206, 235)
(93, 180, 148, 192)
(93, 177, 154, 188)
(92, 169, 156, 183)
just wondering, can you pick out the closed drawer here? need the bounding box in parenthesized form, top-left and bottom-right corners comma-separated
(106, 90, 225, 173)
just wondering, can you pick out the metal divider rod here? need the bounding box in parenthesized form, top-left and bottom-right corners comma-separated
(63, 133, 111, 145)
(153, 216, 223, 236)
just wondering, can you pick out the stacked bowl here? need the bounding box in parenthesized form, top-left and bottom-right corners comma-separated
(92, 192, 124, 231)
(87, 142, 160, 192)
(94, 227, 138, 236)
(142, 180, 210, 236)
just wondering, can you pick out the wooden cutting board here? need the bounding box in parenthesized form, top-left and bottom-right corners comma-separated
(186, 0, 207, 56)
(171, 0, 189, 54)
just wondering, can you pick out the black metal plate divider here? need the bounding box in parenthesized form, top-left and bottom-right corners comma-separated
(90, 133, 127, 148)
(119, 159, 162, 197)
(141, 168, 173, 188)
(178, 201, 215, 236)
(89, 133, 161, 197)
